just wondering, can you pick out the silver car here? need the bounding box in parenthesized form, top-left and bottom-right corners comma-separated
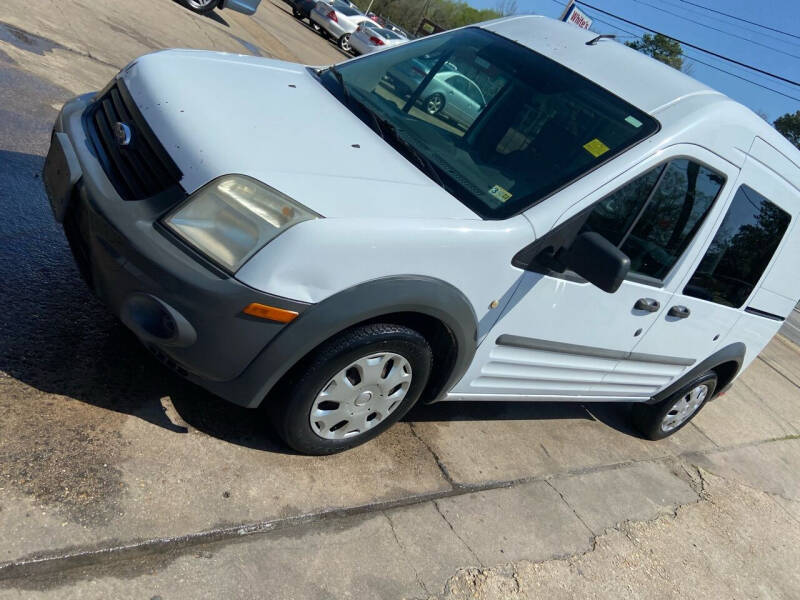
(420, 71, 487, 130)
(310, 0, 369, 51)
(349, 25, 407, 56)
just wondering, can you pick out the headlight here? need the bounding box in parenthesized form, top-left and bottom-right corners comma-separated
(163, 175, 319, 272)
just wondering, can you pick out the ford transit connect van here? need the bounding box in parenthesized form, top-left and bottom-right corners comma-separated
(43, 16, 800, 454)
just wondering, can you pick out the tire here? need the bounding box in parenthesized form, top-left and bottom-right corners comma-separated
(424, 92, 445, 115)
(338, 33, 352, 52)
(632, 371, 717, 440)
(271, 324, 432, 455)
(292, 8, 305, 18)
(181, 0, 218, 14)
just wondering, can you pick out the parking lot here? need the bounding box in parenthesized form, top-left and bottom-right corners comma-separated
(1, 1, 799, 598)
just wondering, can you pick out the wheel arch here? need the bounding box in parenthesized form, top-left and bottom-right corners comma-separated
(235, 276, 478, 408)
(648, 342, 746, 404)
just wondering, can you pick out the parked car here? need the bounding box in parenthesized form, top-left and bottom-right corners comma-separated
(382, 55, 459, 99)
(349, 25, 406, 55)
(181, 0, 261, 15)
(44, 17, 800, 455)
(419, 71, 485, 129)
(289, 0, 316, 20)
(310, 0, 369, 51)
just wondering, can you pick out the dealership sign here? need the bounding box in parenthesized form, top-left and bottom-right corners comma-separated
(563, 4, 592, 29)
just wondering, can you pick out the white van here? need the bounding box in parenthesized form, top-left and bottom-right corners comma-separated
(43, 16, 800, 454)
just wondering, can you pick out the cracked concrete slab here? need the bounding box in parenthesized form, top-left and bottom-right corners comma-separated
(547, 461, 699, 535)
(383, 502, 476, 596)
(0, 511, 426, 600)
(433, 481, 593, 567)
(435, 469, 800, 600)
(688, 437, 800, 501)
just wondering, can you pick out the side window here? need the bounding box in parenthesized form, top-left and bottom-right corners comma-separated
(582, 159, 724, 281)
(620, 159, 725, 280)
(583, 165, 664, 245)
(684, 185, 791, 308)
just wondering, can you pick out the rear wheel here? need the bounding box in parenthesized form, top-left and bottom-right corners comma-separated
(632, 371, 717, 440)
(271, 324, 432, 455)
(338, 33, 352, 51)
(182, 0, 218, 14)
(292, 7, 305, 18)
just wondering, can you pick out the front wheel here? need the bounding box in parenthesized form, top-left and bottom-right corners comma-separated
(271, 324, 432, 455)
(292, 7, 305, 18)
(632, 371, 717, 440)
(181, 0, 218, 14)
(338, 33, 352, 52)
(424, 92, 445, 115)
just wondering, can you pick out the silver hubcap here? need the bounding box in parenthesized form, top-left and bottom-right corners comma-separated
(661, 384, 708, 432)
(341, 35, 351, 50)
(310, 353, 412, 440)
(426, 95, 442, 114)
(187, 0, 215, 7)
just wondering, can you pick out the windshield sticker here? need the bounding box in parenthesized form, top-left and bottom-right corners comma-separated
(488, 184, 512, 203)
(625, 115, 643, 128)
(583, 138, 610, 158)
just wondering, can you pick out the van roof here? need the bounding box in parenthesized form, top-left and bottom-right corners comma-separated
(480, 16, 800, 177)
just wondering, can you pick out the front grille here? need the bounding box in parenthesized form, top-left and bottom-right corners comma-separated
(85, 80, 182, 200)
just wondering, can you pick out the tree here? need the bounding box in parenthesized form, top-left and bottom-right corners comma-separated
(359, 0, 503, 33)
(774, 111, 800, 149)
(495, 0, 518, 16)
(625, 33, 683, 71)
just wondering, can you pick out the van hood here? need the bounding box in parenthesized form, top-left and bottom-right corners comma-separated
(121, 50, 478, 220)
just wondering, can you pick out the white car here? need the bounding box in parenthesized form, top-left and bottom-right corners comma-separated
(420, 71, 486, 129)
(349, 25, 406, 55)
(44, 17, 800, 455)
(309, 0, 369, 51)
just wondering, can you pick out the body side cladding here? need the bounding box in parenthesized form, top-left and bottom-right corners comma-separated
(497, 334, 695, 366)
(202, 275, 478, 408)
(648, 342, 746, 404)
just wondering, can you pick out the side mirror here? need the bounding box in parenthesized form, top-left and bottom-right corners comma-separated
(560, 232, 630, 293)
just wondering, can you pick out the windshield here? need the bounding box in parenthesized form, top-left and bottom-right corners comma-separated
(320, 27, 659, 219)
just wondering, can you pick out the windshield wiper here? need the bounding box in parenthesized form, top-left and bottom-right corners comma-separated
(373, 120, 447, 190)
(326, 65, 351, 105)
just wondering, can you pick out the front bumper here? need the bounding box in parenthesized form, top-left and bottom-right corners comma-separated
(44, 93, 308, 406)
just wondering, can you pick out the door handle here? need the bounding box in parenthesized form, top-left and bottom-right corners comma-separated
(634, 298, 660, 313)
(668, 305, 691, 319)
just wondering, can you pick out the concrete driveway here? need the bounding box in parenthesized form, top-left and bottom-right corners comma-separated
(1, 2, 799, 598)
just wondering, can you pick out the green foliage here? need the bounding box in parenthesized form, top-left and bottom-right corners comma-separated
(357, 0, 504, 34)
(625, 33, 684, 71)
(773, 111, 800, 149)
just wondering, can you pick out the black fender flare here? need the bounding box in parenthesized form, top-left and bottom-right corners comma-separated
(211, 276, 478, 408)
(648, 342, 746, 404)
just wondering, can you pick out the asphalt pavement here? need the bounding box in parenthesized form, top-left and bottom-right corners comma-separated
(1, 3, 799, 598)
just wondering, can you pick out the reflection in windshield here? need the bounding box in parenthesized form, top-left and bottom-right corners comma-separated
(322, 27, 658, 219)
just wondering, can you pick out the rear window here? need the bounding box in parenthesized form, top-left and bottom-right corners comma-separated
(325, 27, 659, 219)
(335, 3, 360, 16)
(381, 29, 403, 40)
(684, 185, 791, 307)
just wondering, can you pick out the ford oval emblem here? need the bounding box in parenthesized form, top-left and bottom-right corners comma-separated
(113, 122, 133, 147)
